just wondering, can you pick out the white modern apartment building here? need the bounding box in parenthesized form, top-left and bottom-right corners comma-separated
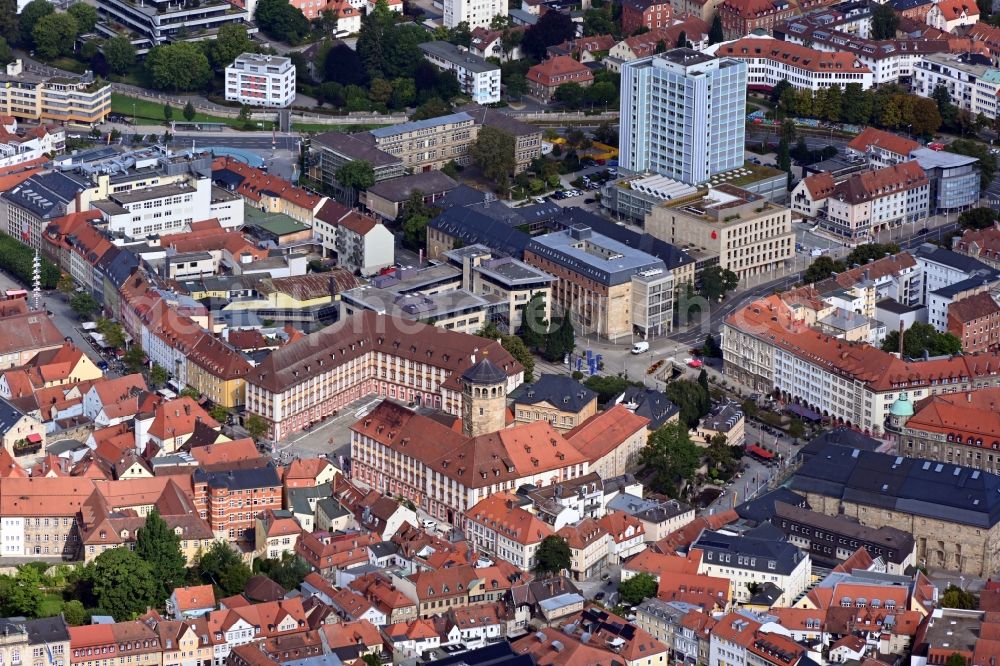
(225, 54, 296, 108)
(913, 53, 1000, 120)
(714, 38, 874, 91)
(620, 49, 746, 185)
(418, 42, 501, 105)
(442, 0, 504, 29)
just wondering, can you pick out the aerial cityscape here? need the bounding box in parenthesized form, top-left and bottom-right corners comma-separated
(0, 0, 999, 665)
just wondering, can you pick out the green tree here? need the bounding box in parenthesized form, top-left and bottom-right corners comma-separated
(210, 404, 229, 423)
(521, 9, 575, 59)
(97, 318, 126, 349)
(502, 335, 535, 383)
(702, 334, 722, 358)
(68, 3, 98, 33)
(741, 399, 758, 420)
(146, 42, 212, 91)
(62, 600, 87, 626)
(640, 420, 702, 497)
(411, 97, 452, 120)
(70, 291, 99, 318)
(2, 566, 43, 617)
(183, 100, 196, 122)
(940, 585, 977, 610)
(19, 0, 53, 46)
(0, 0, 16, 46)
(871, 2, 898, 39)
(399, 188, 435, 250)
(211, 22, 254, 68)
(471, 126, 515, 193)
(803, 255, 845, 283)
(844, 242, 900, 265)
(357, 0, 399, 79)
(32, 12, 77, 59)
(822, 83, 842, 122)
(618, 572, 657, 605)
(699, 265, 739, 302)
(123, 344, 146, 374)
(336, 160, 375, 194)
(104, 34, 137, 74)
(909, 97, 942, 137)
(255, 0, 311, 43)
(368, 77, 393, 106)
(245, 414, 268, 441)
(584, 81, 617, 107)
(698, 368, 709, 393)
(948, 139, 998, 190)
(447, 20, 472, 46)
(57, 272, 75, 295)
(196, 542, 253, 596)
(163, 103, 173, 123)
(91, 548, 158, 620)
(584, 374, 633, 404)
(519, 292, 549, 349)
(135, 509, 186, 604)
(708, 13, 724, 43)
(582, 7, 615, 35)
(149, 364, 169, 386)
(0, 36, 12, 66)
(959, 207, 998, 230)
(325, 42, 367, 86)
(554, 82, 585, 109)
(933, 84, 959, 129)
(666, 379, 710, 427)
(253, 553, 311, 590)
(534, 535, 571, 574)
(788, 418, 805, 440)
(945, 655, 968, 666)
(880, 322, 963, 358)
(841, 83, 871, 125)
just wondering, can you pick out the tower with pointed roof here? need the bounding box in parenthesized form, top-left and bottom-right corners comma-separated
(461, 355, 507, 437)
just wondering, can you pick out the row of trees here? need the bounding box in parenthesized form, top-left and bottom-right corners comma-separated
(772, 81, 943, 137)
(0, 232, 59, 289)
(14, 0, 96, 59)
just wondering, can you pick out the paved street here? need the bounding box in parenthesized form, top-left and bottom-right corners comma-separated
(0, 270, 111, 371)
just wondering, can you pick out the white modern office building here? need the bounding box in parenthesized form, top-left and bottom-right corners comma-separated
(225, 54, 297, 108)
(418, 42, 502, 105)
(442, 0, 504, 29)
(620, 48, 747, 185)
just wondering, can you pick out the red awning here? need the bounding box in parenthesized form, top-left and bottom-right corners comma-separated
(26, 433, 41, 443)
(747, 443, 774, 459)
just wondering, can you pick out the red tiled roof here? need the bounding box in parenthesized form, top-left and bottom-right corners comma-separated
(847, 127, 920, 158)
(718, 37, 871, 73)
(527, 56, 594, 86)
(566, 405, 650, 462)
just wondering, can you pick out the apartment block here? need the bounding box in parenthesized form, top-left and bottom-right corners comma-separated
(694, 530, 811, 606)
(419, 42, 501, 105)
(192, 462, 282, 542)
(0, 61, 110, 124)
(96, 0, 254, 54)
(442, 0, 505, 29)
(715, 37, 874, 91)
(914, 53, 1000, 120)
(225, 54, 296, 108)
(646, 184, 794, 281)
(621, 50, 746, 186)
(526, 56, 594, 102)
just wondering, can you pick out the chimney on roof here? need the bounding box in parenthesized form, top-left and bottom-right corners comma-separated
(898, 321, 905, 356)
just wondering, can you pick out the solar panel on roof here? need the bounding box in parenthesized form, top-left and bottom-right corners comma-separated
(621, 626, 636, 640)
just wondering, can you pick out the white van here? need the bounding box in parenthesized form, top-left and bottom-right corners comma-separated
(631, 341, 650, 354)
(421, 518, 436, 530)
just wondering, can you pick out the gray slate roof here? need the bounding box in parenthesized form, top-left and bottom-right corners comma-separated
(509, 374, 595, 411)
(790, 444, 1000, 528)
(693, 529, 805, 575)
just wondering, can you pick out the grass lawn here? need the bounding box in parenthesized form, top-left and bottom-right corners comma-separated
(111, 94, 279, 130)
(38, 593, 64, 617)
